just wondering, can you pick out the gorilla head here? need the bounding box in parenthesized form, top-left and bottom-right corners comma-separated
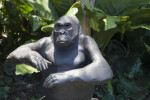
(52, 15, 81, 47)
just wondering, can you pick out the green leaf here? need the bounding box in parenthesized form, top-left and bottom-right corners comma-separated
(131, 24, 150, 30)
(117, 56, 143, 79)
(66, 2, 81, 15)
(66, 1, 84, 21)
(85, 0, 104, 31)
(12, 0, 33, 14)
(50, 0, 74, 16)
(89, 18, 99, 32)
(24, 39, 37, 44)
(95, 0, 150, 16)
(66, 8, 78, 15)
(25, 0, 59, 20)
(95, 0, 150, 31)
(31, 15, 47, 31)
(117, 71, 149, 100)
(126, 58, 142, 79)
(107, 80, 113, 95)
(103, 16, 128, 30)
(102, 93, 115, 100)
(93, 27, 119, 52)
(85, 0, 94, 12)
(15, 64, 39, 75)
(127, 8, 150, 28)
(94, 91, 103, 98)
(41, 23, 54, 33)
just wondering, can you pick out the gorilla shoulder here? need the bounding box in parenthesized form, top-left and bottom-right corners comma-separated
(38, 36, 53, 46)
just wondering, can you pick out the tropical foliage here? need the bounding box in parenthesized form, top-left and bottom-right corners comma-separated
(1, 0, 150, 99)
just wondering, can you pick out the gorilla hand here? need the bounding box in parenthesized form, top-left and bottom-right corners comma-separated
(43, 73, 73, 88)
(28, 55, 52, 71)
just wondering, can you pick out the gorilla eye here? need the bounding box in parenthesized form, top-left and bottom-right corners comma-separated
(56, 24, 61, 28)
(65, 23, 72, 29)
(55, 24, 61, 30)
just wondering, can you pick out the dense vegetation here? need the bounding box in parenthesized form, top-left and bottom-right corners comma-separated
(0, 0, 150, 100)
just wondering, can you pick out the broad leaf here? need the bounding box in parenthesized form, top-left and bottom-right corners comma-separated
(25, 0, 59, 21)
(31, 15, 47, 32)
(85, 0, 104, 32)
(15, 64, 39, 75)
(41, 23, 54, 33)
(107, 81, 113, 95)
(93, 27, 119, 52)
(41, 2, 84, 33)
(103, 16, 128, 30)
(66, 1, 84, 21)
(50, 0, 74, 16)
(117, 71, 149, 100)
(12, 0, 33, 14)
(95, 0, 150, 16)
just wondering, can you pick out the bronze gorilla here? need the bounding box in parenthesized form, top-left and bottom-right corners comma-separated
(6, 15, 113, 100)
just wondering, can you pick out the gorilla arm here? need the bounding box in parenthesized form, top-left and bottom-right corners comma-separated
(5, 37, 51, 71)
(44, 36, 113, 88)
(78, 36, 113, 84)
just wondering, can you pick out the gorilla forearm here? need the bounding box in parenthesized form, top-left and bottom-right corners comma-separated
(7, 45, 43, 68)
(63, 60, 113, 85)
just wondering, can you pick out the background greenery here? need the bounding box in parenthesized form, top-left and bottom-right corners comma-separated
(0, 0, 150, 100)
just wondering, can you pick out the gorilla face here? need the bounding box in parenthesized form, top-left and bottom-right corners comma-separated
(53, 15, 80, 47)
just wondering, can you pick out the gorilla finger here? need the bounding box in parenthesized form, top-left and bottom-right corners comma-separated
(44, 79, 55, 88)
(47, 61, 52, 66)
(43, 76, 53, 86)
(48, 81, 58, 88)
(45, 61, 49, 69)
(42, 60, 47, 69)
(34, 63, 40, 71)
(41, 60, 46, 70)
(43, 81, 48, 88)
(45, 77, 56, 88)
(37, 61, 42, 71)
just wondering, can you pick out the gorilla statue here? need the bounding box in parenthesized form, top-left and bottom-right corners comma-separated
(6, 15, 113, 100)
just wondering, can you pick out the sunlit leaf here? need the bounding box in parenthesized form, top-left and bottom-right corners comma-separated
(103, 16, 128, 30)
(131, 24, 150, 30)
(24, 39, 37, 44)
(85, 0, 104, 32)
(41, 23, 54, 33)
(15, 64, 39, 75)
(66, 1, 83, 21)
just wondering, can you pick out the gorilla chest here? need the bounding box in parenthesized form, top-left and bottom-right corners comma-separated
(45, 47, 86, 71)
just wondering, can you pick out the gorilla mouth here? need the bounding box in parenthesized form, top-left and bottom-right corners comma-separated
(56, 35, 71, 44)
(58, 41, 68, 43)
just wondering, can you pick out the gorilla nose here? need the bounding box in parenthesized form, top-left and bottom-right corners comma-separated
(60, 29, 65, 35)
